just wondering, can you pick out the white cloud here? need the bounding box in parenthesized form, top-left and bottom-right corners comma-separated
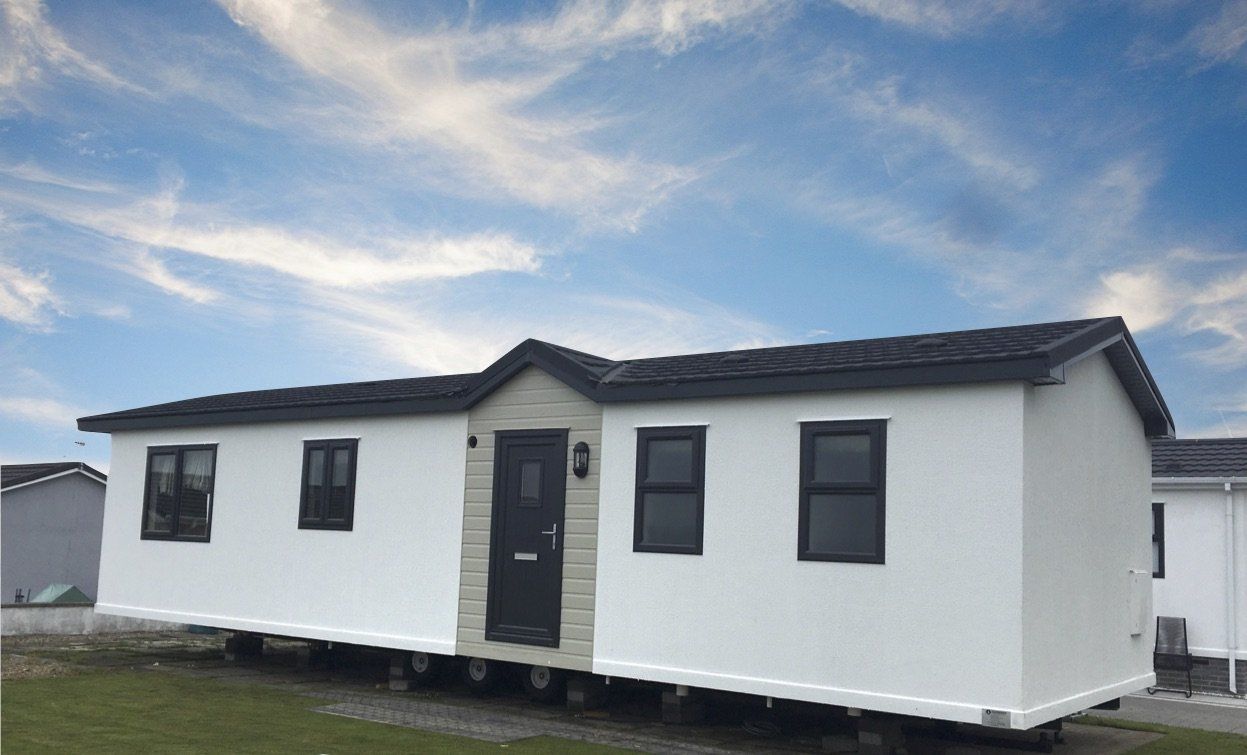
(816, 66, 1039, 190)
(830, 0, 1048, 38)
(1084, 262, 1247, 366)
(0, 258, 64, 330)
(1185, 0, 1247, 68)
(0, 0, 146, 106)
(216, 0, 780, 226)
(0, 395, 84, 428)
(1083, 266, 1187, 332)
(0, 173, 545, 290)
(307, 285, 784, 376)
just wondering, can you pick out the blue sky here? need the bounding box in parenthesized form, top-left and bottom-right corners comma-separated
(1, 0, 1245, 472)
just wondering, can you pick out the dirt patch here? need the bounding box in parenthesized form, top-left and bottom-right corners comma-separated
(1, 652, 74, 680)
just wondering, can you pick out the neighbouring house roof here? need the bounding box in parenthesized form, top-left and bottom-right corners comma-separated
(1, 462, 107, 491)
(28, 583, 92, 604)
(78, 316, 1174, 437)
(1152, 438, 1247, 478)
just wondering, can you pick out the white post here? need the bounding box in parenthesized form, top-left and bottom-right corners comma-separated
(1226, 483, 1238, 695)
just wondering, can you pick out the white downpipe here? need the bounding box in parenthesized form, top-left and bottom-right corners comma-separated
(1226, 483, 1238, 695)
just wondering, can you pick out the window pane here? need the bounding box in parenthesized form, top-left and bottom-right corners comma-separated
(807, 493, 877, 556)
(304, 448, 325, 520)
(1152, 542, 1160, 575)
(519, 460, 541, 504)
(178, 449, 214, 538)
(640, 492, 698, 547)
(327, 447, 351, 520)
(812, 433, 872, 484)
(145, 453, 177, 534)
(646, 438, 694, 483)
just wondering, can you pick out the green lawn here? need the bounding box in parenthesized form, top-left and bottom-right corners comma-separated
(1078, 715, 1247, 755)
(2, 670, 621, 754)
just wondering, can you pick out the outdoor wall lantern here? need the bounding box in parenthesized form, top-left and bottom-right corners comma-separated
(573, 441, 590, 478)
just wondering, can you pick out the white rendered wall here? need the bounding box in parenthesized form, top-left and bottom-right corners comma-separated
(593, 382, 1029, 725)
(97, 413, 468, 654)
(1151, 483, 1247, 660)
(1019, 352, 1154, 725)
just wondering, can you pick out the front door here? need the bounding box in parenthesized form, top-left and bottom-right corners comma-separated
(485, 429, 568, 647)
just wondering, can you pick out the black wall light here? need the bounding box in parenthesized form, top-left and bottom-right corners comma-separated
(572, 441, 590, 478)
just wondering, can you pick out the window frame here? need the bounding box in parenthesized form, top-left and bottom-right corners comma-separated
(298, 438, 359, 531)
(140, 443, 218, 543)
(798, 420, 886, 564)
(633, 425, 706, 555)
(1151, 501, 1165, 579)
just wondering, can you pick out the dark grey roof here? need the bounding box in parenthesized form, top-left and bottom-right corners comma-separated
(79, 316, 1173, 437)
(1152, 438, 1247, 478)
(2, 462, 107, 489)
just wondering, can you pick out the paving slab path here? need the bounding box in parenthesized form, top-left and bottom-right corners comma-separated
(1100, 691, 1247, 736)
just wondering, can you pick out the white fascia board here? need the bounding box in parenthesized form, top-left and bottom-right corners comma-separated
(1152, 477, 1247, 489)
(1, 468, 107, 492)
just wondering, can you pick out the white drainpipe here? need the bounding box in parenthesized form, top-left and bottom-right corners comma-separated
(1226, 482, 1238, 695)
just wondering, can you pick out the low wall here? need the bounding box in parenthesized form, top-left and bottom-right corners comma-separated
(0, 603, 186, 636)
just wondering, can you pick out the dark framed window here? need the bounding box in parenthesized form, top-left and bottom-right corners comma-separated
(634, 426, 706, 554)
(1151, 502, 1165, 578)
(299, 439, 358, 530)
(142, 444, 217, 542)
(798, 420, 886, 563)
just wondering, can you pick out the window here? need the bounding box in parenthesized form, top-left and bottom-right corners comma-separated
(634, 426, 706, 554)
(798, 420, 886, 563)
(299, 439, 358, 530)
(1152, 502, 1165, 578)
(142, 445, 217, 542)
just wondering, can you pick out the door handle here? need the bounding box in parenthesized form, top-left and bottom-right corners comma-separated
(540, 523, 558, 550)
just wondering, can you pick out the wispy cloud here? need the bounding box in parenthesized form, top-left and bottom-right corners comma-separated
(215, 0, 780, 227)
(307, 284, 785, 376)
(1084, 259, 1247, 366)
(0, 0, 146, 107)
(0, 170, 545, 289)
(1183, 0, 1247, 69)
(830, 0, 1050, 38)
(0, 395, 85, 428)
(0, 257, 64, 330)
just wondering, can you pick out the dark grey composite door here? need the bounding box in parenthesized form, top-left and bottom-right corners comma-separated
(485, 429, 568, 647)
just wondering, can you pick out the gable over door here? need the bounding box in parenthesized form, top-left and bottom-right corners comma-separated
(457, 366, 602, 671)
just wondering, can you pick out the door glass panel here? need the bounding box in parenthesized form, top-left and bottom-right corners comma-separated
(145, 453, 176, 534)
(519, 459, 541, 506)
(304, 448, 325, 520)
(645, 438, 693, 483)
(812, 433, 872, 484)
(178, 449, 214, 538)
(640, 492, 698, 547)
(327, 447, 351, 520)
(807, 493, 876, 555)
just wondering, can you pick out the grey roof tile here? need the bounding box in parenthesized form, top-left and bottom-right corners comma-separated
(2, 462, 107, 489)
(1152, 438, 1247, 478)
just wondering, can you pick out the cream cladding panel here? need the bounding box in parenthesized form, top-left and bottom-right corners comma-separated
(457, 366, 601, 670)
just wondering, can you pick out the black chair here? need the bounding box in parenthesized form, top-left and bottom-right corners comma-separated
(1147, 616, 1193, 698)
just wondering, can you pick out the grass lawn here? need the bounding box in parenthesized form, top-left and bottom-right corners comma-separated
(1078, 715, 1247, 755)
(2, 669, 622, 754)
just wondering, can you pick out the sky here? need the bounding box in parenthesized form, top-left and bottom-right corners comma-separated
(1, 0, 1245, 473)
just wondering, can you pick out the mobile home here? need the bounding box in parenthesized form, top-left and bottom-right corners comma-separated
(79, 316, 1171, 730)
(1151, 437, 1246, 695)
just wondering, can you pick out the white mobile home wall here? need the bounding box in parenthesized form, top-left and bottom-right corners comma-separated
(97, 414, 468, 653)
(593, 353, 1152, 728)
(1151, 484, 1247, 663)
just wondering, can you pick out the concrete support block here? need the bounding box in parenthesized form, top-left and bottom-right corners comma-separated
(566, 674, 608, 712)
(389, 652, 418, 691)
(661, 686, 705, 724)
(296, 640, 334, 669)
(223, 633, 263, 662)
(857, 716, 905, 755)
